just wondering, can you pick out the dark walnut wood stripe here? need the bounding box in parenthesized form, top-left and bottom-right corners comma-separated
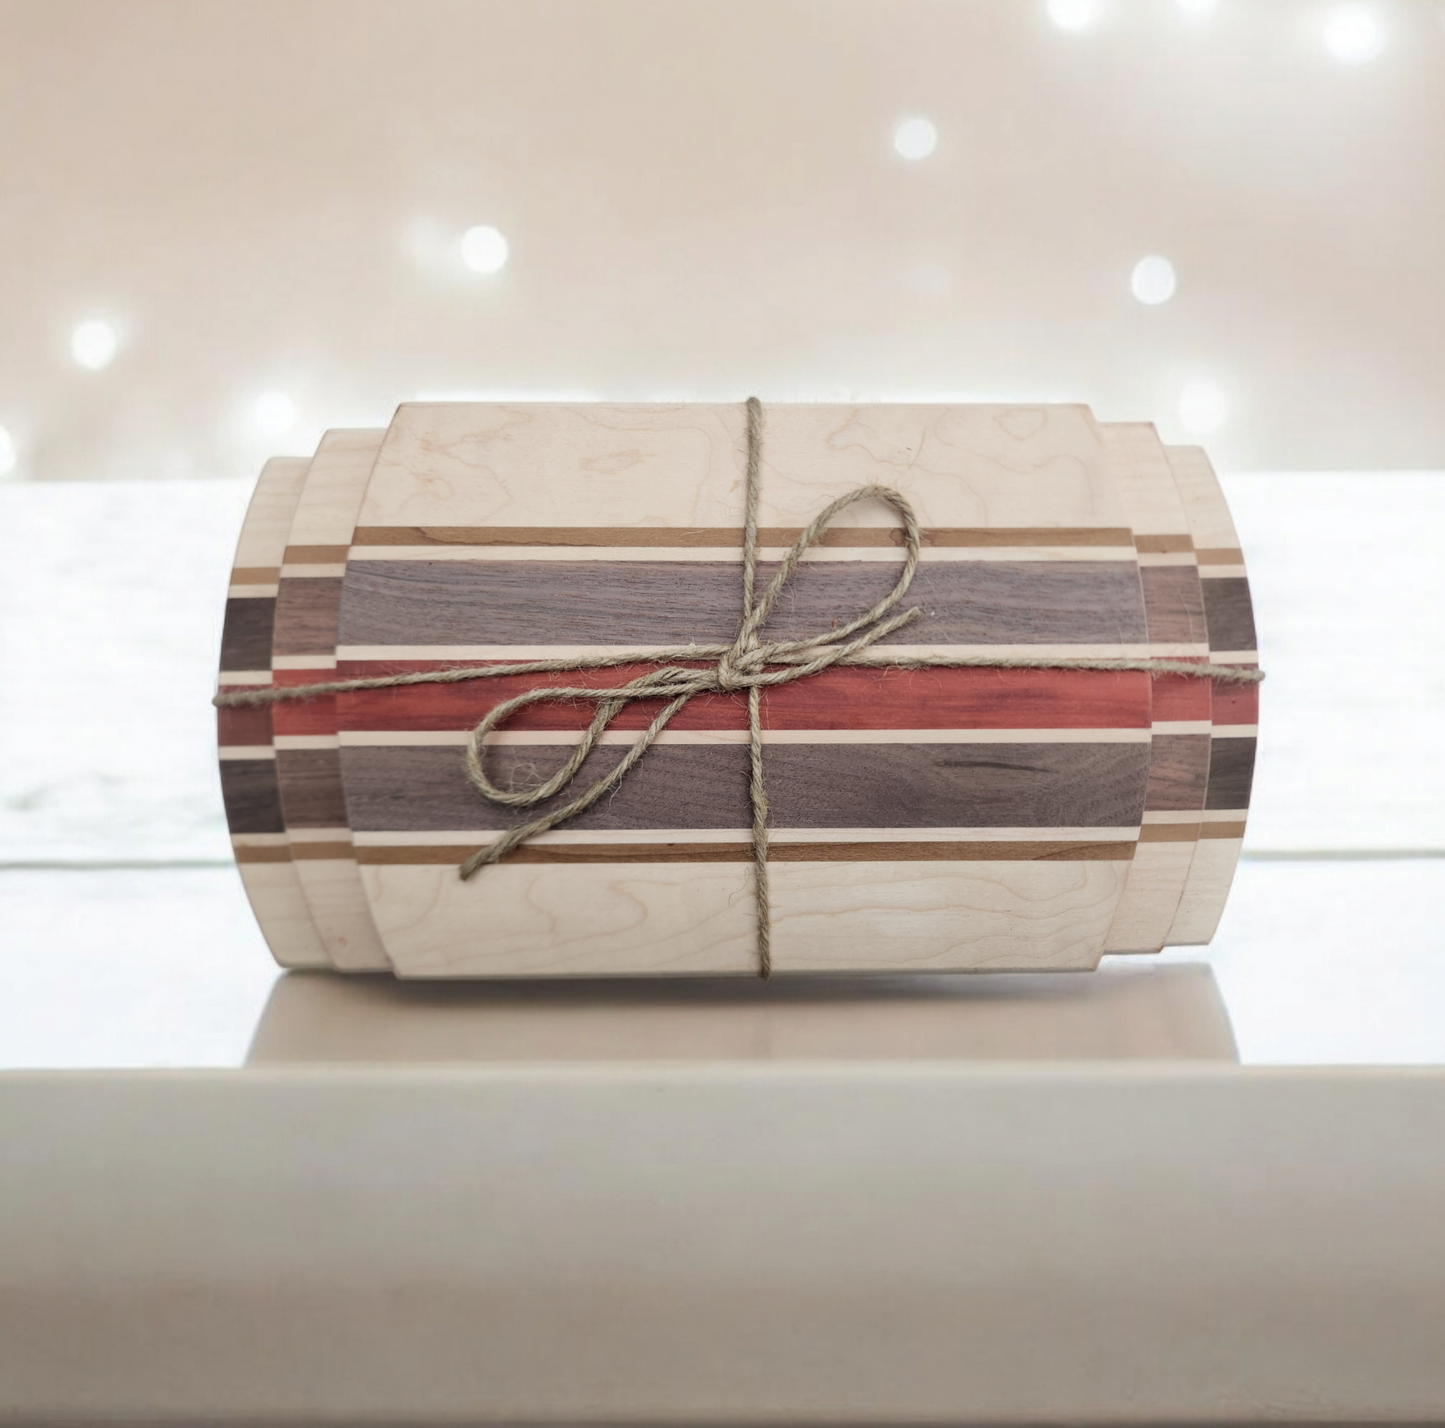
(339, 742, 1151, 833)
(1204, 737, 1257, 812)
(354, 840, 1137, 865)
(220, 597, 276, 672)
(1133, 533, 1195, 555)
(1201, 577, 1258, 653)
(1142, 734, 1211, 811)
(338, 560, 1149, 648)
(351, 526, 1137, 549)
(220, 759, 286, 835)
(275, 748, 350, 828)
(273, 577, 344, 658)
(334, 664, 1152, 734)
(1140, 565, 1209, 646)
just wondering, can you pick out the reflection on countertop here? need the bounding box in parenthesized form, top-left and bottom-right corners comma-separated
(246, 961, 1236, 1065)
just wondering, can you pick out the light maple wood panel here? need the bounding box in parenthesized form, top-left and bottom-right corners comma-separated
(271, 428, 389, 971)
(1167, 445, 1258, 945)
(216, 457, 327, 970)
(1102, 423, 1209, 954)
(340, 402, 1153, 976)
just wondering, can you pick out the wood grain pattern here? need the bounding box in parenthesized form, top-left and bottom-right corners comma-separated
(217, 456, 328, 970)
(357, 403, 1134, 532)
(218, 759, 287, 835)
(333, 664, 1152, 733)
(355, 840, 1137, 864)
(340, 741, 1151, 834)
(218, 597, 277, 675)
(1095, 425, 1210, 955)
(352, 524, 1137, 548)
(1166, 445, 1257, 944)
(368, 860, 1130, 977)
(338, 559, 1150, 649)
(270, 428, 390, 971)
(213, 406, 1254, 976)
(337, 403, 1157, 975)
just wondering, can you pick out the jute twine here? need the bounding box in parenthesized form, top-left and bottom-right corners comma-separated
(217, 397, 1263, 977)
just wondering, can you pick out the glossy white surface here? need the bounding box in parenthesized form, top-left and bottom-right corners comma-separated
(1, 469, 1441, 1067)
(0, 857, 1439, 1068)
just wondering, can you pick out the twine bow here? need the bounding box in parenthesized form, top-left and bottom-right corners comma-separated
(218, 397, 1263, 978)
(458, 398, 926, 975)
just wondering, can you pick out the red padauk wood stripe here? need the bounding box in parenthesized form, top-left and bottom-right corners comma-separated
(1148, 672, 1212, 723)
(1210, 680, 1260, 724)
(331, 662, 1152, 733)
(270, 676, 339, 737)
(217, 701, 280, 746)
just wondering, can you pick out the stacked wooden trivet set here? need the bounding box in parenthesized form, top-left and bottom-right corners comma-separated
(216, 402, 1259, 977)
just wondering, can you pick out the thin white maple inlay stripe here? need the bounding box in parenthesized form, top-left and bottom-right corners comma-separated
(226, 583, 280, 598)
(279, 563, 347, 578)
(334, 643, 1178, 661)
(1152, 721, 1213, 735)
(273, 734, 341, 750)
(218, 746, 276, 760)
(346, 544, 1141, 564)
(217, 670, 273, 685)
(286, 827, 353, 842)
(272, 655, 339, 670)
(1211, 724, 1259, 737)
(336, 727, 1153, 747)
(1136, 552, 1199, 567)
(230, 833, 292, 847)
(349, 826, 1145, 846)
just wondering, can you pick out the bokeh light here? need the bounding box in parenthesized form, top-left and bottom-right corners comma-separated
(460, 225, 510, 274)
(70, 319, 118, 371)
(1131, 255, 1178, 306)
(893, 116, 938, 161)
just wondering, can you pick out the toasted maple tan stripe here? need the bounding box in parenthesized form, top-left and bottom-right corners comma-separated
(354, 840, 1137, 865)
(290, 842, 358, 861)
(1198, 822, 1248, 839)
(350, 826, 1141, 846)
(351, 525, 1137, 549)
(1138, 823, 1201, 843)
(1134, 533, 1195, 554)
(231, 567, 281, 584)
(234, 845, 294, 864)
(1195, 548, 1244, 565)
(285, 544, 351, 563)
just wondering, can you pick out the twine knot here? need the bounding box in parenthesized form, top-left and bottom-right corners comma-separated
(456, 399, 928, 976)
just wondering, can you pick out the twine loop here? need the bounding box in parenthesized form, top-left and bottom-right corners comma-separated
(453, 402, 930, 976)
